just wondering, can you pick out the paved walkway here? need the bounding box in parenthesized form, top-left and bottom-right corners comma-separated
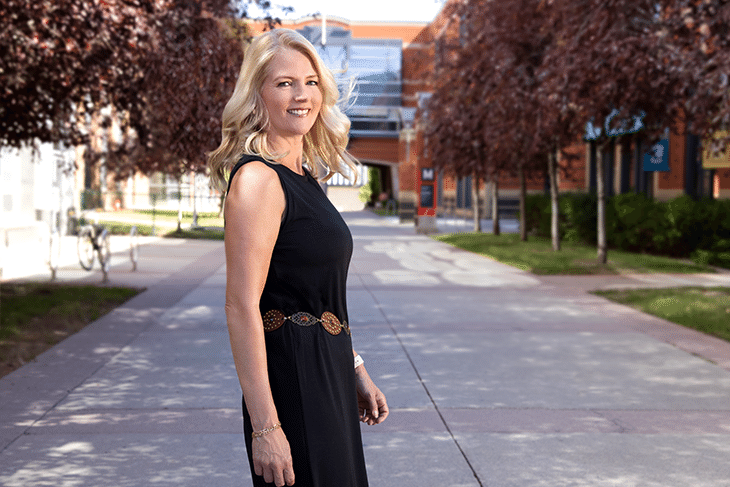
(2, 211, 730, 486)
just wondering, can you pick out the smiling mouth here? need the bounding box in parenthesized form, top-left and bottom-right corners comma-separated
(287, 109, 310, 117)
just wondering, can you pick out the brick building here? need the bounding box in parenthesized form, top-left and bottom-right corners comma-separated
(256, 6, 730, 227)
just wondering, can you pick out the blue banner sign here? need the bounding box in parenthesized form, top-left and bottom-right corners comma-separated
(643, 139, 670, 172)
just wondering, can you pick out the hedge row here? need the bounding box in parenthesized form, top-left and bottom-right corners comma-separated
(522, 193, 730, 268)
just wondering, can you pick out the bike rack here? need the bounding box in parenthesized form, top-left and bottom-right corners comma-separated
(49, 228, 60, 281)
(77, 223, 111, 283)
(130, 226, 139, 271)
(100, 228, 111, 283)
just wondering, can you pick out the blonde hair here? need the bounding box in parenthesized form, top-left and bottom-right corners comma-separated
(208, 28, 358, 191)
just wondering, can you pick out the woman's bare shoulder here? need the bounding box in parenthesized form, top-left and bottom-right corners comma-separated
(226, 160, 285, 222)
(228, 160, 280, 195)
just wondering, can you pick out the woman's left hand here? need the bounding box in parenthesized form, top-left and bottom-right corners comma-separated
(355, 365, 389, 425)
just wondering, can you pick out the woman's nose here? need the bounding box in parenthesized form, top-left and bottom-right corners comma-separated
(293, 84, 308, 101)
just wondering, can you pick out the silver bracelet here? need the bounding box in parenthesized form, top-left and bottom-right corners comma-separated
(354, 354, 364, 369)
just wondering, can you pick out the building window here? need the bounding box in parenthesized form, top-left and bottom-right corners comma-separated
(456, 176, 472, 209)
(326, 164, 368, 187)
(298, 26, 403, 138)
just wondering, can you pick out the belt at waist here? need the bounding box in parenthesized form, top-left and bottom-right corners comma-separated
(262, 310, 350, 336)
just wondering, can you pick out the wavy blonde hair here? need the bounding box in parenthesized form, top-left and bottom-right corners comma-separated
(207, 28, 358, 191)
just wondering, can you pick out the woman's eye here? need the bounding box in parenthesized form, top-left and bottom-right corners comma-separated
(277, 81, 291, 87)
(307, 80, 319, 86)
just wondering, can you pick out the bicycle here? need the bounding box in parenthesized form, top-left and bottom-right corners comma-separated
(77, 224, 111, 277)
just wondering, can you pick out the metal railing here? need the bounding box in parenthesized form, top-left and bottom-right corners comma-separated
(75, 190, 225, 237)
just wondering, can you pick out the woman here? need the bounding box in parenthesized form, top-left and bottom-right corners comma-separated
(207, 29, 389, 487)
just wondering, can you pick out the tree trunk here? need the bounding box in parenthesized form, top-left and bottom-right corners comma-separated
(518, 163, 527, 241)
(192, 173, 198, 228)
(218, 192, 225, 218)
(491, 175, 500, 236)
(472, 172, 481, 232)
(177, 177, 183, 232)
(548, 150, 561, 251)
(596, 142, 608, 264)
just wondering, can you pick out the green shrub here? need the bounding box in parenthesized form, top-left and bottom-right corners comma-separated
(698, 199, 730, 251)
(608, 193, 662, 253)
(654, 195, 700, 256)
(522, 193, 596, 242)
(519, 192, 730, 261)
(359, 166, 382, 205)
(560, 193, 597, 243)
(523, 194, 551, 237)
(713, 239, 730, 252)
(714, 253, 730, 269)
(692, 249, 730, 270)
(358, 184, 372, 204)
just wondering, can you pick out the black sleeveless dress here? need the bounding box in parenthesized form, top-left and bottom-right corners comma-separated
(227, 154, 369, 487)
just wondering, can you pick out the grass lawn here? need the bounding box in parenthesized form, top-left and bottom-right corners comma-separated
(95, 209, 224, 228)
(0, 283, 142, 378)
(97, 220, 224, 239)
(433, 232, 714, 275)
(594, 287, 730, 342)
(164, 228, 225, 240)
(99, 221, 156, 236)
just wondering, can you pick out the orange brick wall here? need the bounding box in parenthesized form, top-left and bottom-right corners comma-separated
(349, 137, 399, 164)
(659, 129, 686, 191)
(717, 169, 730, 197)
(403, 44, 433, 108)
(397, 132, 422, 194)
(249, 18, 429, 43)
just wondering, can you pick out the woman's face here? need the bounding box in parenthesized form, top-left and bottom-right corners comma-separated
(260, 48, 322, 141)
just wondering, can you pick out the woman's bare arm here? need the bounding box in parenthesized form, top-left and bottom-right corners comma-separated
(352, 349, 389, 425)
(224, 161, 294, 487)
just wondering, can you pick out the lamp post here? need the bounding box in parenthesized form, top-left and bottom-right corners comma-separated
(398, 122, 417, 223)
(399, 124, 416, 162)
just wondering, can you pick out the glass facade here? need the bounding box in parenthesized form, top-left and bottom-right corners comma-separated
(298, 26, 404, 138)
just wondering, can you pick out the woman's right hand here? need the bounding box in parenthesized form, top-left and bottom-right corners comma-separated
(252, 428, 295, 486)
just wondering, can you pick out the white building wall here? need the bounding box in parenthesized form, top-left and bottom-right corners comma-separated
(1, 142, 76, 280)
(33, 144, 56, 220)
(2, 145, 37, 226)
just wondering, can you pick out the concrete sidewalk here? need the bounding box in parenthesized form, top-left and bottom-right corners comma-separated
(2, 211, 730, 486)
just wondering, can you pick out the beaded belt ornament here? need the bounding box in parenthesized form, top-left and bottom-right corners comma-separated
(262, 310, 350, 335)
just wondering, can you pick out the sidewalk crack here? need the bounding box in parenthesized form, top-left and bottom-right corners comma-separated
(363, 285, 485, 487)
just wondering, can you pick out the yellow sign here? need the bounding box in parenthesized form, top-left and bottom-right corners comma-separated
(703, 131, 730, 169)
